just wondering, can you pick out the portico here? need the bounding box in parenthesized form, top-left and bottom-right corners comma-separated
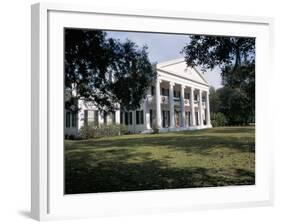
(149, 74, 211, 132)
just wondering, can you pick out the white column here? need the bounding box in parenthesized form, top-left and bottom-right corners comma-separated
(98, 111, 102, 127)
(199, 89, 203, 126)
(206, 91, 211, 127)
(155, 77, 162, 129)
(132, 111, 136, 129)
(169, 82, 175, 128)
(190, 87, 195, 126)
(115, 110, 120, 124)
(180, 85, 186, 127)
(144, 99, 151, 129)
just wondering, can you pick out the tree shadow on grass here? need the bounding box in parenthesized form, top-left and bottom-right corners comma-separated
(203, 127, 255, 134)
(168, 127, 255, 135)
(66, 134, 255, 156)
(65, 127, 255, 194)
(65, 149, 255, 194)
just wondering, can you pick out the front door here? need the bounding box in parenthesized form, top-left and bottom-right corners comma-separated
(195, 111, 199, 126)
(185, 111, 190, 126)
(175, 111, 180, 127)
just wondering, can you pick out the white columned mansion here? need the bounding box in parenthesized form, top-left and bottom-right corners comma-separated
(65, 58, 212, 136)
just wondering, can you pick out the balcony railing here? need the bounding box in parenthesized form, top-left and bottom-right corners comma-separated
(147, 94, 206, 107)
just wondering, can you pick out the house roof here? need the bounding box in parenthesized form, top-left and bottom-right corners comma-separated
(156, 58, 210, 86)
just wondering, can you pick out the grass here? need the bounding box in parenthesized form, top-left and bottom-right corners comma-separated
(65, 126, 255, 194)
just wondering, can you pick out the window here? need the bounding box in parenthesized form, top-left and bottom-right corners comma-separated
(140, 111, 144, 124)
(162, 111, 165, 127)
(125, 112, 129, 125)
(185, 111, 190, 126)
(136, 110, 144, 125)
(94, 111, 99, 126)
(120, 112, 123, 124)
(129, 112, 133, 125)
(150, 109, 153, 127)
(104, 111, 107, 125)
(136, 111, 139, 125)
(71, 112, 77, 127)
(202, 95, 206, 102)
(84, 110, 97, 127)
(196, 111, 199, 125)
(124, 112, 132, 125)
(161, 88, 169, 96)
(174, 90, 180, 98)
(66, 112, 71, 128)
(88, 110, 95, 125)
(162, 110, 170, 128)
(112, 112, 116, 124)
(184, 92, 190, 99)
(167, 111, 170, 127)
(84, 110, 88, 126)
(204, 109, 207, 125)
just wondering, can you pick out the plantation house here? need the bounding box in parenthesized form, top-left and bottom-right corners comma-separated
(65, 58, 212, 136)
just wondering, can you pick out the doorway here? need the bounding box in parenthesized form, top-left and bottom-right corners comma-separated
(175, 110, 180, 127)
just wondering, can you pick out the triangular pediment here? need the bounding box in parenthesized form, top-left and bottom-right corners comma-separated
(156, 58, 209, 86)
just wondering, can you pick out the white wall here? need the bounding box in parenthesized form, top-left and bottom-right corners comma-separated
(0, 0, 280, 224)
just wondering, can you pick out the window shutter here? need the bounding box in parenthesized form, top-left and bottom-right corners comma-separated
(129, 112, 133, 125)
(125, 112, 129, 125)
(83, 110, 88, 126)
(140, 110, 144, 124)
(66, 112, 71, 128)
(136, 111, 140, 125)
(71, 112, 77, 127)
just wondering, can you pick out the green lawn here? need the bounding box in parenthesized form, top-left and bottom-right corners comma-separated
(65, 126, 255, 194)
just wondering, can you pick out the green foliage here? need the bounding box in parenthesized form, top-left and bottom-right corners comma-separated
(181, 35, 255, 74)
(152, 127, 160, 134)
(217, 87, 252, 125)
(220, 63, 255, 122)
(211, 112, 227, 127)
(209, 86, 254, 125)
(80, 124, 128, 139)
(65, 29, 156, 112)
(209, 86, 221, 113)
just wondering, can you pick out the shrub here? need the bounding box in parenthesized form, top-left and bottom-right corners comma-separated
(64, 134, 83, 140)
(211, 112, 227, 127)
(152, 127, 159, 134)
(79, 124, 128, 139)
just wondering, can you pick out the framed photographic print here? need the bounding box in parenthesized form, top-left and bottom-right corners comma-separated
(31, 2, 274, 221)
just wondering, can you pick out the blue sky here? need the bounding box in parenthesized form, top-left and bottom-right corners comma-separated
(107, 31, 222, 89)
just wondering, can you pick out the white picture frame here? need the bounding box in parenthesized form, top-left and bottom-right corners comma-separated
(31, 2, 274, 221)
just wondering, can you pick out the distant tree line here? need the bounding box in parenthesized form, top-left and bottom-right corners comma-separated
(182, 35, 255, 126)
(209, 86, 254, 126)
